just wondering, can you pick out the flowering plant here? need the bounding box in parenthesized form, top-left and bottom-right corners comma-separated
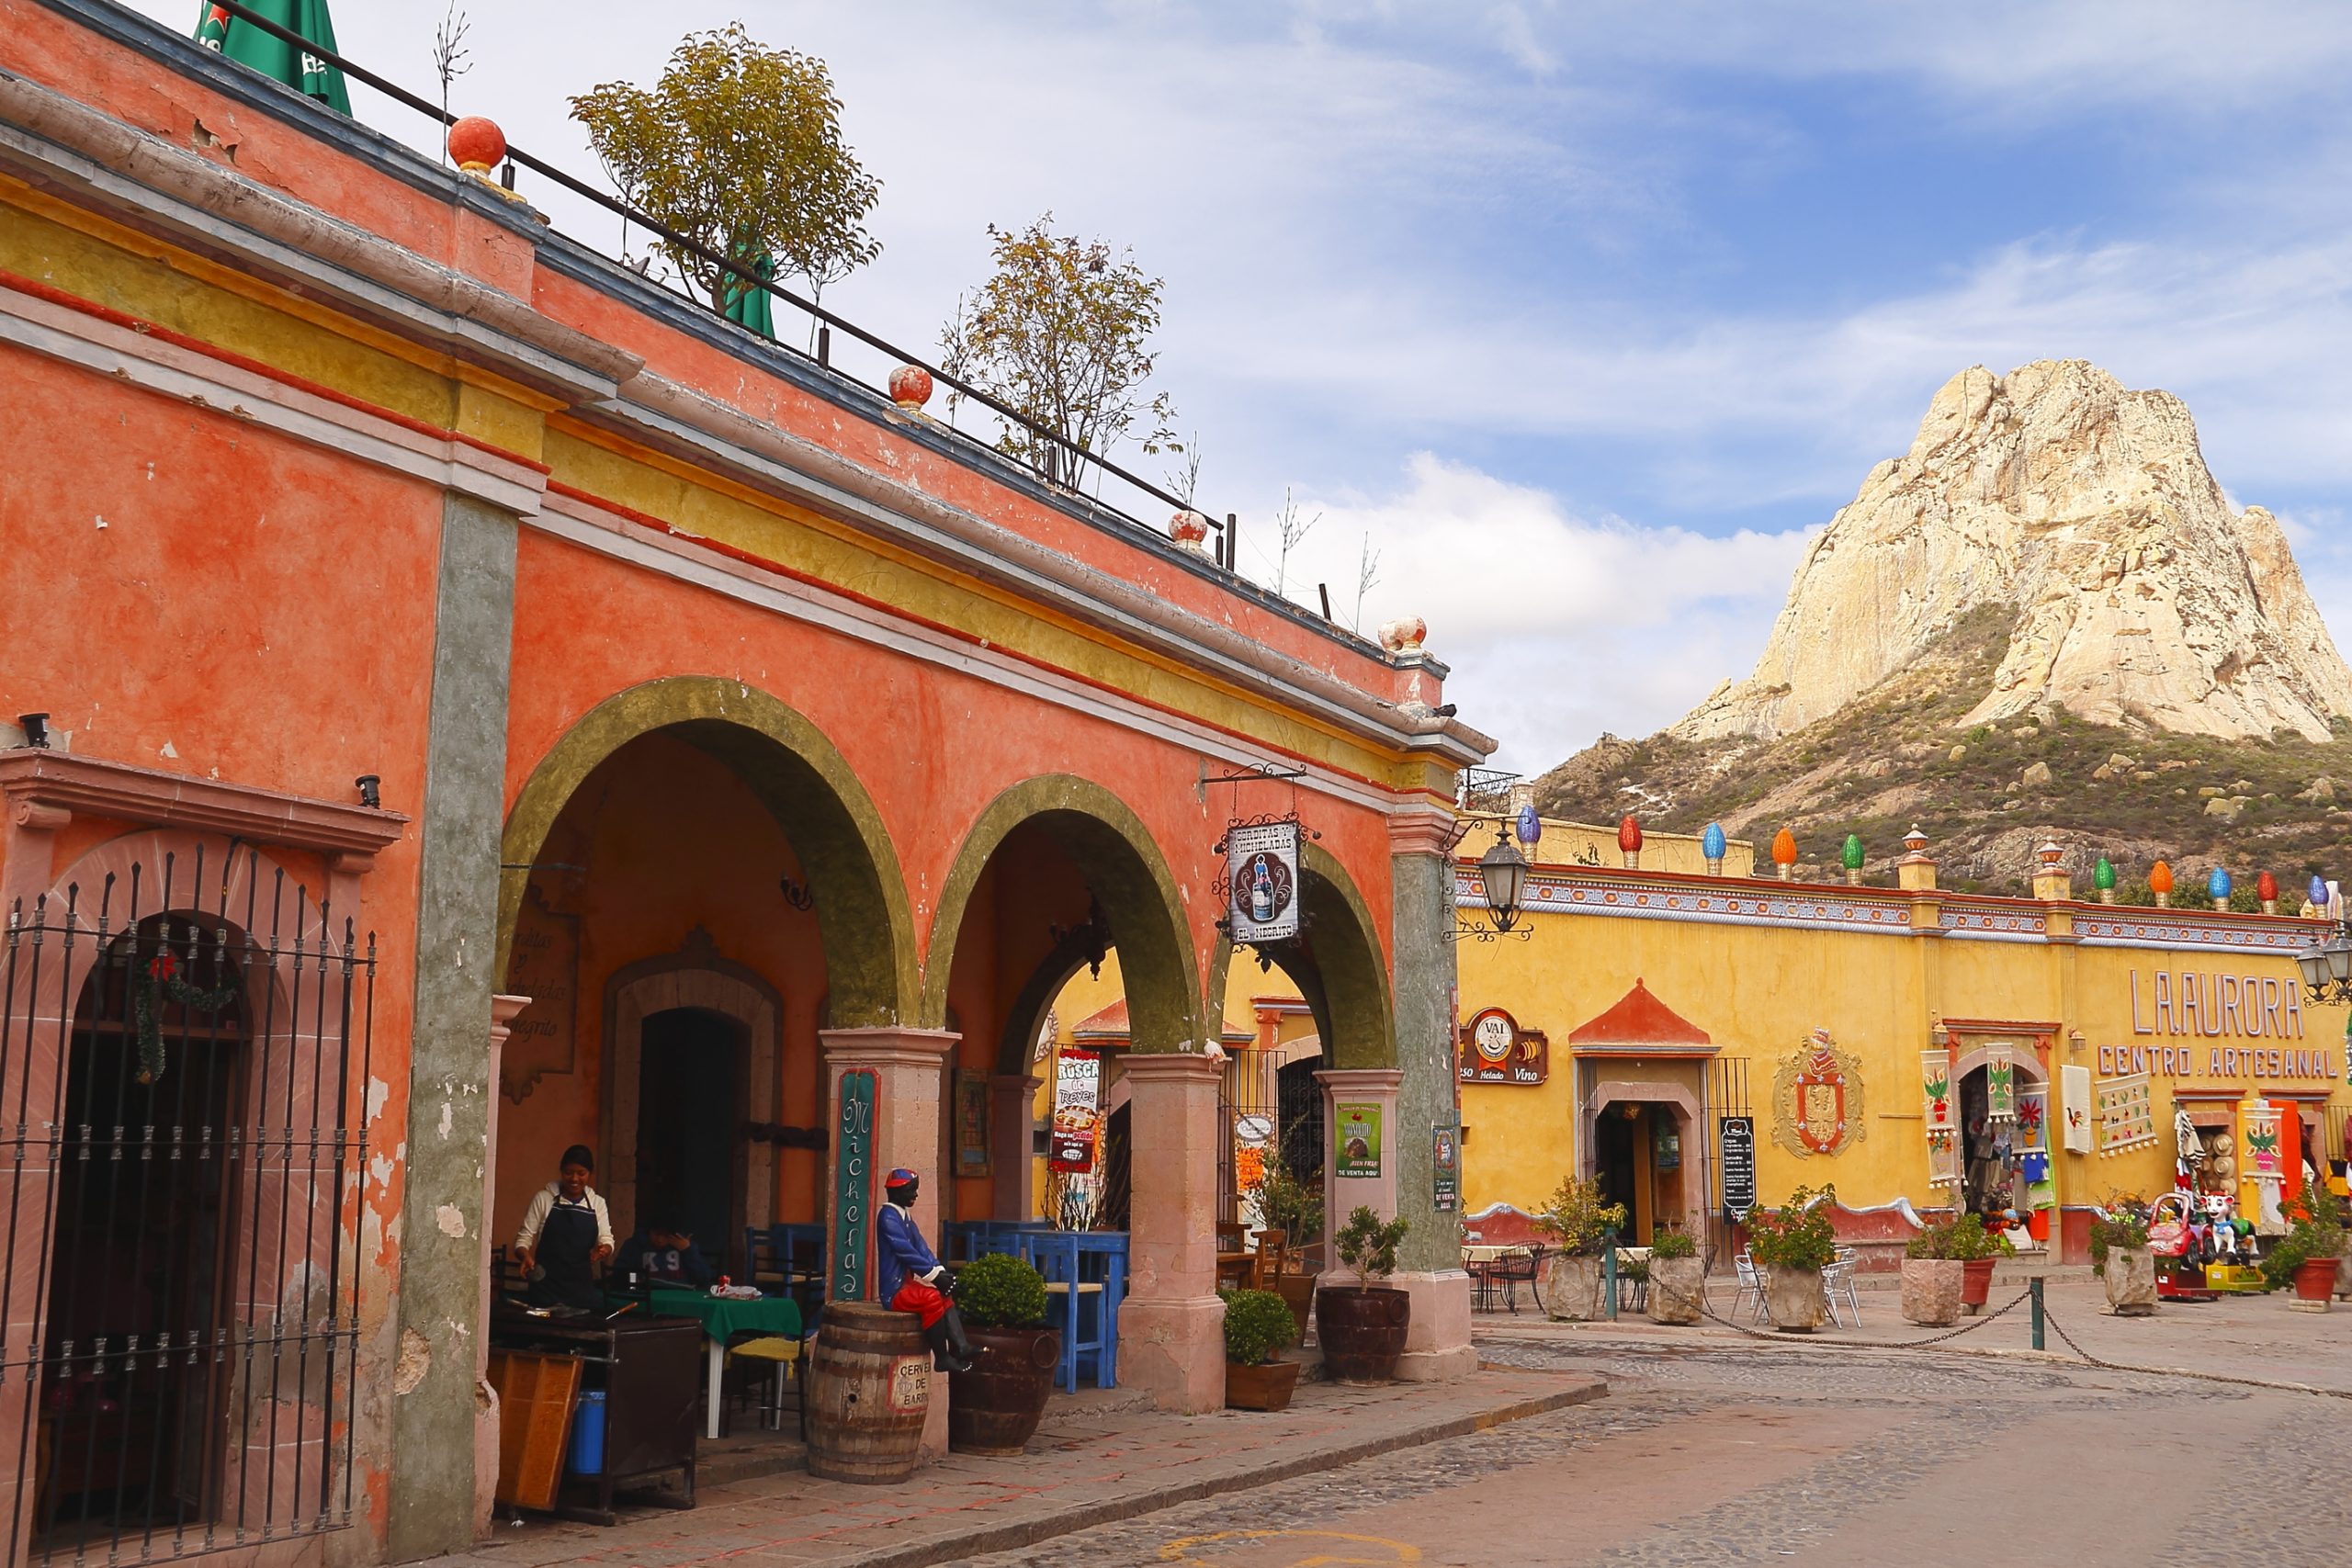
(1746, 1184, 1838, 1271)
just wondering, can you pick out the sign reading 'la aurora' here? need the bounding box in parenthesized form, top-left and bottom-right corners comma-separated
(2128, 967, 2305, 1040)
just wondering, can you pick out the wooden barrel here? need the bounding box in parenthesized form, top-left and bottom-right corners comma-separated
(804, 1302, 933, 1483)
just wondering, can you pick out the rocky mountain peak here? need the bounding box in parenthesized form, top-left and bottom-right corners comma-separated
(1671, 359, 2352, 745)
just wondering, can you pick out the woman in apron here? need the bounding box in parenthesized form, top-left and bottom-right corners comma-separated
(513, 1144, 615, 1312)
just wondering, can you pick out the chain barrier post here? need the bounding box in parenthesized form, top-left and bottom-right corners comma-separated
(1603, 1227, 1619, 1322)
(2030, 1276, 2045, 1350)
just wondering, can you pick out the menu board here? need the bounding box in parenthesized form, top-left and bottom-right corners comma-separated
(1718, 1115, 1757, 1217)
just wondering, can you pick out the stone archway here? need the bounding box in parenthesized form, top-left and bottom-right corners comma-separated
(598, 931, 783, 1254)
(500, 675, 918, 1027)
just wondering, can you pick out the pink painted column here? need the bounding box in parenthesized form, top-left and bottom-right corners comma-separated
(1117, 1052, 1226, 1413)
(1317, 1065, 1473, 1379)
(475, 994, 529, 1540)
(989, 1073, 1042, 1221)
(821, 1026, 959, 1454)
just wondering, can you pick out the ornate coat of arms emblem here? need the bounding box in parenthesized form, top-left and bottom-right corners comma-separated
(1773, 1027, 1866, 1158)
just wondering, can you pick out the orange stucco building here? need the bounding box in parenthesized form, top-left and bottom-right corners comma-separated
(0, 4, 1491, 1562)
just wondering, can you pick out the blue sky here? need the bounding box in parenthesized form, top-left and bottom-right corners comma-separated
(138, 2, 2352, 770)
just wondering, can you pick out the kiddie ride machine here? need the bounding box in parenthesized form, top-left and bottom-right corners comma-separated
(2146, 1191, 2266, 1302)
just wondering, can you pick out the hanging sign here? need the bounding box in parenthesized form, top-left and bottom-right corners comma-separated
(1334, 1101, 1383, 1179)
(1227, 819, 1301, 944)
(830, 1068, 877, 1300)
(1921, 1050, 1954, 1134)
(2014, 1088, 2048, 1155)
(1047, 1047, 1102, 1173)
(2060, 1064, 2095, 1154)
(1432, 1125, 1460, 1213)
(1718, 1115, 1757, 1217)
(1457, 1008, 1549, 1085)
(2097, 1072, 2157, 1155)
(1985, 1041, 2018, 1124)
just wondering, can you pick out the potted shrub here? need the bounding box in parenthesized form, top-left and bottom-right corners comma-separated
(1645, 1228, 1704, 1325)
(1747, 1185, 1838, 1332)
(1947, 1213, 2014, 1314)
(2261, 1188, 2346, 1313)
(1315, 1206, 1411, 1384)
(944, 1253, 1060, 1455)
(1220, 1288, 1301, 1410)
(1252, 1156, 1324, 1342)
(1900, 1220, 1964, 1328)
(1532, 1174, 1626, 1322)
(2088, 1196, 2155, 1317)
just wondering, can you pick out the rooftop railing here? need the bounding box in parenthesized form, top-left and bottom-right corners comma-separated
(197, 0, 1274, 581)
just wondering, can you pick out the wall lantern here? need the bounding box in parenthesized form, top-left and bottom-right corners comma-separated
(2294, 919, 2352, 1006)
(1461, 824, 1532, 942)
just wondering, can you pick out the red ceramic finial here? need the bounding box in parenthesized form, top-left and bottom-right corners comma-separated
(888, 365, 933, 412)
(1618, 815, 1643, 852)
(1771, 829, 1798, 866)
(2149, 860, 2174, 894)
(447, 116, 507, 175)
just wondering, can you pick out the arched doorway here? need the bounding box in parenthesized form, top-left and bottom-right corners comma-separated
(1951, 1040, 2052, 1240)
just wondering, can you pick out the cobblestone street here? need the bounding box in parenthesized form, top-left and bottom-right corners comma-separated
(965, 1335, 2352, 1567)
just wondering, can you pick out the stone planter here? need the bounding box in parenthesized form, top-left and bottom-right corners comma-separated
(1959, 1257, 1996, 1314)
(1315, 1286, 1410, 1384)
(2290, 1256, 2339, 1313)
(1899, 1258, 1963, 1327)
(1646, 1256, 1706, 1325)
(946, 1325, 1060, 1456)
(1539, 1254, 1607, 1321)
(1225, 1356, 1301, 1411)
(2102, 1247, 2157, 1316)
(1762, 1263, 1826, 1332)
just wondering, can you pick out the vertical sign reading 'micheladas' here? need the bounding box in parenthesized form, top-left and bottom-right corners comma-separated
(831, 1069, 877, 1300)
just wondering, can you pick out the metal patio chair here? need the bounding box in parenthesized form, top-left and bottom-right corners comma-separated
(1731, 1247, 1768, 1323)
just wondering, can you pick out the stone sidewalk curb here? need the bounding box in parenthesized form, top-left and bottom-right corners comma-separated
(819, 1374, 1609, 1568)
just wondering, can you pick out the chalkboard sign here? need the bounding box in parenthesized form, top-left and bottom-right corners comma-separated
(831, 1069, 878, 1300)
(1719, 1115, 1757, 1219)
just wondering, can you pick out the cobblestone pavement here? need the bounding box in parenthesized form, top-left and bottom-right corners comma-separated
(962, 1337, 2352, 1567)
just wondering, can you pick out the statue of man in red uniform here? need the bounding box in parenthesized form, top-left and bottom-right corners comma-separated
(876, 1168, 976, 1371)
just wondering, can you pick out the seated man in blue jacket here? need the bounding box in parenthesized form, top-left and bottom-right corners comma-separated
(876, 1168, 976, 1371)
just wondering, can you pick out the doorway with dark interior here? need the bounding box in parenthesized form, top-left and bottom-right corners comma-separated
(637, 1008, 747, 1273)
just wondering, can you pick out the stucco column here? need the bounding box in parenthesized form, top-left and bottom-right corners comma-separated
(1381, 806, 1476, 1381)
(821, 1026, 958, 1455)
(1316, 1067, 1404, 1251)
(990, 1073, 1043, 1221)
(1117, 1052, 1226, 1413)
(474, 994, 529, 1538)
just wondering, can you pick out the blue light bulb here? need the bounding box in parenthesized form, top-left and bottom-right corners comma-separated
(1702, 822, 1726, 860)
(1515, 804, 1541, 847)
(2312, 874, 2330, 909)
(2208, 866, 2232, 901)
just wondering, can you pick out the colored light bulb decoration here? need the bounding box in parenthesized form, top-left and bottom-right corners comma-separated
(1841, 832, 1865, 886)
(1702, 821, 1726, 877)
(2094, 856, 2117, 905)
(2208, 865, 2233, 911)
(1771, 828, 1798, 882)
(1618, 814, 1643, 869)
(1514, 803, 1542, 848)
(2311, 874, 2330, 915)
(2149, 860, 2174, 908)
(2256, 870, 2278, 914)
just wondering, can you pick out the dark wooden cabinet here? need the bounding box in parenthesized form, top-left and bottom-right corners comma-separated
(490, 1310, 701, 1525)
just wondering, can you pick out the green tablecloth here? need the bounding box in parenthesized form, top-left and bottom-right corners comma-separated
(628, 1288, 801, 1343)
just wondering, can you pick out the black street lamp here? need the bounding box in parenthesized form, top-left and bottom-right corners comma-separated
(2294, 921, 2352, 1006)
(1476, 828, 1530, 937)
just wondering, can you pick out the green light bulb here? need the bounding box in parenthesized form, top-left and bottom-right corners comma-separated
(1841, 833, 1865, 871)
(2094, 856, 2116, 891)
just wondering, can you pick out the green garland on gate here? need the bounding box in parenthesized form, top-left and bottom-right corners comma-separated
(131, 947, 238, 1085)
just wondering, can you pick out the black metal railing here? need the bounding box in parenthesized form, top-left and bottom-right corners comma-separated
(0, 849, 376, 1564)
(200, 0, 1245, 569)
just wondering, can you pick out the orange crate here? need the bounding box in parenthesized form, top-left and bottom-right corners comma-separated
(488, 1349, 582, 1512)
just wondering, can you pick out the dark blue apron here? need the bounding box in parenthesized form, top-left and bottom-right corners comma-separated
(529, 1195, 605, 1312)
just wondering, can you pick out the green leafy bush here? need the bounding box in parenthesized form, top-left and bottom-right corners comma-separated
(1945, 1213, 2015, 1261)
(1905, 1221, 1955, 1260)
(2259, 1187, 2346, 1291)
(1648, 1229, 1697, 1260)
(1334, 1206, 1409, 1283)
(1534, 1174, 1628, 1258)
(2086, 1193, 2151, 1278)
(1217, 1288, 1296, 1365)
(1747, 1185, 1838, 1271)
(954, 1252, 1047, 1329)
(1250, 1145, 1324, 1252)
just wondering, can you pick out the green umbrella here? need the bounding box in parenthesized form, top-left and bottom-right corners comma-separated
(723, 251, 777, 340)
(195, 1, 352, 117)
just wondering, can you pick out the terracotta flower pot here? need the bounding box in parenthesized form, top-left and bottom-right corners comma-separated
(1646, 1256, 1706, 1325)
(1538, 1254, 1607, 1321)
(1274, 1273, 1317, 1344)
(2101, 1247, 2157, 1316)
(946, 1325, 1059, 1456)
(1900, 1258, 1962, 1326)
(1762, 1263, 1826, 1332)
(1959, 1257, 1996, 1312)
(2291, 1255, 2339, 1311)
(1316, 1286, 1410, 1383)
(1225, 1356, 1301, 1411)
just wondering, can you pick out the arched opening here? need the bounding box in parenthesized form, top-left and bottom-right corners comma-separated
(1951, 1043, 2052, 1247)
(493, 680, 910, 1280)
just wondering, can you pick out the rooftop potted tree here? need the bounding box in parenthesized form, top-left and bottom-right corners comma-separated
(945, 1253, 1059, 1455)
(1316, 1206, 1410, 1384)
(2088, 1195, 2155, 1317)
(1533, 1174, 1626, 1323)
(1747, 1185, 1838, 1332)
(1900, 1219, 1964, 1328)
(1220, 1287, 1302, 1410)
(1645, 1227, 1704, 1325)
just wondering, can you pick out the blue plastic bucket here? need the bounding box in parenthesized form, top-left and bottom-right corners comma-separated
(567, 1389, 607, 1475)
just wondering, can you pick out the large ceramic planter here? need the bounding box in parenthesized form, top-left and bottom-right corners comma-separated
(2290, 1256, 2340, 1313)
(1539, 1254, 1607, 1321)
(2102, 1247, 2157, 1316)
(1317, 1286, 1410, 1383)
(1225, 1356, 1301, 1412)
(1762, 1263, 1826, 1332)
(946, 1325, 1060, 1456)
(1274, 1273, 1317, 1345)
(1959, 1257, 1996, 1313)
(1646, 1256, 1705, 1325)
(1899, 1258, 1963, 1327)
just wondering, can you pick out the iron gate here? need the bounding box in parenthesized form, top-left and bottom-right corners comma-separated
(0, 850, 375, 1564)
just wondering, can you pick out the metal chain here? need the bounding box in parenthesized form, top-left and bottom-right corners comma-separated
(1689, 1285, 2033, 1348)
(2037, 1303, 2352, 1401)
